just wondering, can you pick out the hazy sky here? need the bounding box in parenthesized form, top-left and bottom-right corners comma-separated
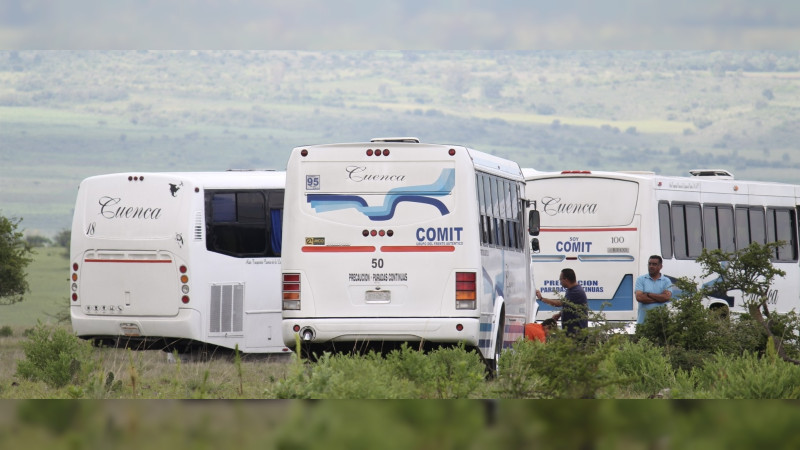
(1, 0, 799, 50)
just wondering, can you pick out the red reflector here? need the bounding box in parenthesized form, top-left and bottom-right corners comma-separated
(448, 149, 456, 156)
(293, 325, 300, 332)
(72, 263, 79, 271)
(456, 324, 463, 331)
(367, 149, 374, 156)
(375, 149, 382, 156)
(181, 296, 190, 304)
(379, 230, 385, 236)
(180, 265, 187, 273)
(283, 283, 300, 291)
(301, 149, 308, 157)
(283, 273, 300, 282)
(72, 293, 78, 301)
(370, 230, 377, 236)
(383, 149, 390, 156)
(387, 229, 394, 237)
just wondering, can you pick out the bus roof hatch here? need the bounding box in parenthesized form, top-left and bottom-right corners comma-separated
(689, 169, 734, 179)
(370, 137, 420, 143)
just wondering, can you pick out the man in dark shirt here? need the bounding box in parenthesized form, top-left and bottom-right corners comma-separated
(535, 268, 589, 337)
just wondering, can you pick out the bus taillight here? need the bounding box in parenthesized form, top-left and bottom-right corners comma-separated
(71, 263, 79, 302)
(283, 273, 301, 310)
(455, 272, 476, 310)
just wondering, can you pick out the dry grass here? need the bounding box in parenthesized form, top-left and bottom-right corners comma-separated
(0, 328, 295, 399)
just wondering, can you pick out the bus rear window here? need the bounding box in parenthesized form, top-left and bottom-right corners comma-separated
(530, 178, 639, 227)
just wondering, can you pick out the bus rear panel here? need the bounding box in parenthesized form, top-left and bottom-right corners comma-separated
(282, 141, 531, 360)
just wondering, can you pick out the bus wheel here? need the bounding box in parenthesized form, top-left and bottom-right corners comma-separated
(709, 303, 730, 319)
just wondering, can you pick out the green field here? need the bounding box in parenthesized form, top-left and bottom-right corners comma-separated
(0, 247, 68, 328)
(2, 50, 800, 237)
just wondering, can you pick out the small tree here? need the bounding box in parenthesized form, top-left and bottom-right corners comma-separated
(0, 214, 34, 305)
(53, 228, 71, 248)
(53, 228, 71, 259)
(695, 242, 797, 364)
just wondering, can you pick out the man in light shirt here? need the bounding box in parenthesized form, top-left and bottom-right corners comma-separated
(634, 255, 673, 324)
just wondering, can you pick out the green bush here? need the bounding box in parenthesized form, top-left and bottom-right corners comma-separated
(602, 338, 676, 397)
(15, 322, 95, 388)
(271, 344, 486, 399)
(0, 325, 13, 337)
(423, 344, 486, 399)
(677, 345, 800, 399)
(493, 338, 549, 398)
(495, 330, 627, 399)
(634, 294, 775, 371)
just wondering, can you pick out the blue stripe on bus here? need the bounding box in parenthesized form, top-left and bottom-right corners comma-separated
(307, 169, 455, 221)
(537, 274, 634, 312)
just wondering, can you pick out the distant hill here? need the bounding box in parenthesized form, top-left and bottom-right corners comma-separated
(2, 50, 799, 237)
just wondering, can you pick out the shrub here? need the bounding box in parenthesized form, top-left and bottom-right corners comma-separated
(495, 329, 627, 399)
(634, 291, 773, 371)
(271, 344, 487, 399)
(16, 322, 94, 388)
(424, 344, 486, 399)
(678, 345, 800, 399)
(493, 339, 549, 398)
(0, 325, 13, 337)
(602, 338, 676, 397)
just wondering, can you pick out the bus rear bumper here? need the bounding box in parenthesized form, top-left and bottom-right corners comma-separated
(281, 317, 480, 348)
(70, 306, 202, 341)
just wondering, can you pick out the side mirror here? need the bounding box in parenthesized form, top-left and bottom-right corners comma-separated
(528, 210, 540, 236)
(531, 238, 540, 253)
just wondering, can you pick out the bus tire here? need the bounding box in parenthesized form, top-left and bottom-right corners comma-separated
(709, 303, 730, 319)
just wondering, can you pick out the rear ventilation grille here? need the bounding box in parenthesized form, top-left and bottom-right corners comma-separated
(193, 211, 203, 241)
(209, 283, 244, 334)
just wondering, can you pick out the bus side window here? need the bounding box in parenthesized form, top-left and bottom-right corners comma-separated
(717, 205, 736, 253)
(767, 207, 798, 262)
(671, 203, 702, 259)
(268, 189, 285, 257)
(749, 207, 766, 246)
(206, 190, 271, 258)
(658, 202, 672, 258)
(703, 205, 720, 251)
(735, 206, 750, 250)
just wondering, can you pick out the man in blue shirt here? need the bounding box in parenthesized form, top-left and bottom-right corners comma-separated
(635, 255, 673, 324)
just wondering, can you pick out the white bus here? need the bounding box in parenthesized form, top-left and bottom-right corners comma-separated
(70, 170, 290, 354)
(281, 138, 539, 368)
(524, 168, 800, 324)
